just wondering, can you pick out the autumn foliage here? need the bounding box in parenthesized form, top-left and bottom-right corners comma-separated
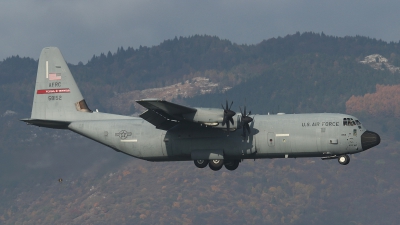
(346, 84, 400, 117)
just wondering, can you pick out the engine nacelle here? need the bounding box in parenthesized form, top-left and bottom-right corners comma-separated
(182, 108, 241, 130)
(182, 107, 223, 123)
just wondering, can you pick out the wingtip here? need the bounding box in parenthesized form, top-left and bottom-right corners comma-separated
(137, 98, 162, 102)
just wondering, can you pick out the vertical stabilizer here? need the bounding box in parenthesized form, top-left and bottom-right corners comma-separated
(30, 47, 91, 123)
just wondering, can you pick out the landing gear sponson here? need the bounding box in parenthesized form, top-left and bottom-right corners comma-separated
(195, 154, 352, 171)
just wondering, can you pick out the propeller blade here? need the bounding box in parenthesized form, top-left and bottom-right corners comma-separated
(239, 103, 253, 137)
(227, 118, 230, 135)
(245, 123, 251, 134)
(221, 100, 236, 134)
(242, 116, 253, 124)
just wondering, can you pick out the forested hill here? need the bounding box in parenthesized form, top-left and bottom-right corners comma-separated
(187, 52, 396, 114)
(184, 33, 400, 114)
(1, 32, 400, 115)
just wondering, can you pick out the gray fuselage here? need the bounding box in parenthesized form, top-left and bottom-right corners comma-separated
(68, 113, 367, 161)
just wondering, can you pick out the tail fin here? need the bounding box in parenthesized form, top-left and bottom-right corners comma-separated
(22, 47, 91, 128)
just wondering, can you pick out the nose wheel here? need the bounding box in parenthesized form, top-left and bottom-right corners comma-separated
(338, 154, 350, 165)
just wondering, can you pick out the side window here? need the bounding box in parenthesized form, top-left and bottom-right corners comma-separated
(343, 118, 348, 126)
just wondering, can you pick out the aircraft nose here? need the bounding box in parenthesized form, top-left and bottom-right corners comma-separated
(361, 131, 381, 150)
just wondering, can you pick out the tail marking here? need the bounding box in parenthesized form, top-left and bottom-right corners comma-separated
(37, 88, 70, 94)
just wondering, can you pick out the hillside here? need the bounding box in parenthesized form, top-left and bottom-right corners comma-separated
(347, 84, 400, 117)
(1, 33, 400, 224)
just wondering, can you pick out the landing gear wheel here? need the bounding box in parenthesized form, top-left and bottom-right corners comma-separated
(194, 160, 209, 168)
(224, 160, 240, 171)
(209, 159, 224, 171)
(338, 154, 350, 165)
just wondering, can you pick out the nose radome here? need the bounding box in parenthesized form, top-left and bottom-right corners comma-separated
(361, 131, 381, 150)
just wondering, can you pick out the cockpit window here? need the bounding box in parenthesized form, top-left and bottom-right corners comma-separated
(343, 118, 359, 126)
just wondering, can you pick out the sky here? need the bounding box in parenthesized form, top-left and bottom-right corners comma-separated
(1, 0, 400, 64)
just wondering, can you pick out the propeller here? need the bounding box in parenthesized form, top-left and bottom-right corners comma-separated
(221, 100, 236, 134)
(239, 105, 253, 137)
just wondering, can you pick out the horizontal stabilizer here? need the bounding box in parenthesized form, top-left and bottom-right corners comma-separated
(20, 118, 70, 129)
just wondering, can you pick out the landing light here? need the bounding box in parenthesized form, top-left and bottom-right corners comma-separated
(203, 122, 219, 126)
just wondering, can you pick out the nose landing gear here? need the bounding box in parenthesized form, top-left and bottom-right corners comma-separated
(321, 154, 350, 165)
(338, 154, 350, 165)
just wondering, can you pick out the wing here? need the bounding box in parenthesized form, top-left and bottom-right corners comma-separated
(136, 99, 197, 130)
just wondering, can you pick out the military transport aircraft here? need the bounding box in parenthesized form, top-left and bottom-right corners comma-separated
(21, 47, 381, 171)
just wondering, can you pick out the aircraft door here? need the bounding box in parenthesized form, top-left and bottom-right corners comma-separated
(317, 124, 342, 153)
(326, 125, 342, 153)
(267, 132, 275, 147)
(255, 123, 270, 153)
(275, 134, 291, 153)
(346, 129, 358, 151)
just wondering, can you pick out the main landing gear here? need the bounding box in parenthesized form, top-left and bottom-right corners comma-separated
(194, 159, 241, 171)
(209, 159, 224, 171)
(194, 159, 208, 168)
